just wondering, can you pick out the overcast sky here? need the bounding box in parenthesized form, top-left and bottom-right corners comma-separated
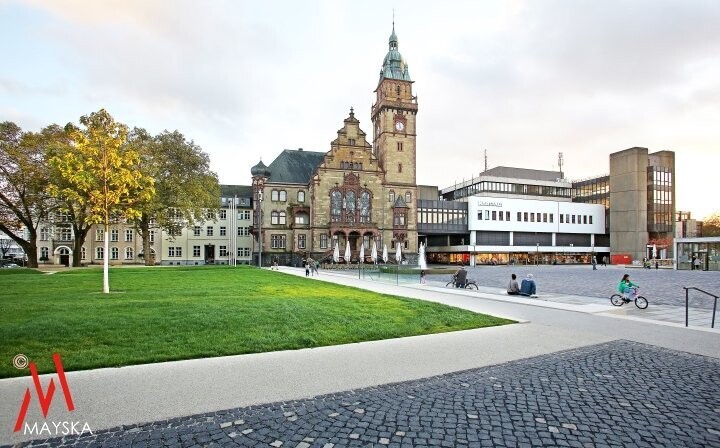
(2, 0, 718, 219)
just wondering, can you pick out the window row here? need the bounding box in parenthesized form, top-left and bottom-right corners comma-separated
(418, 208, 468, 225)
(40, 246, 141, 261)
(189, 246, 253, 258)
(93, 229, 154, 243)
(270, 190, 305, 203)
(340, 161, 363, 170)
(559, 213, 593, 225)
(446, 182, 572, 201)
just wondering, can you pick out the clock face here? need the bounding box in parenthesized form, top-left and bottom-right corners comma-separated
(395, 121, 405, 131)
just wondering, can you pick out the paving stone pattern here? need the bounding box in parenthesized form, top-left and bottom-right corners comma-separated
(14, 341, 720, 448)
(426, 265, 720, 309)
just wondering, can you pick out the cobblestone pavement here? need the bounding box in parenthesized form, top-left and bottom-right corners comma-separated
(16, 341, 720, 448)
(426, 265, 720, 309)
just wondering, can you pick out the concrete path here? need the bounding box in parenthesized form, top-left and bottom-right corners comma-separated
(1, 267, 718, 445)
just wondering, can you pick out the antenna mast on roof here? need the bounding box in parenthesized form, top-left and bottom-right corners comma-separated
(558, 152, 564, 180)
(484, 149, 488, 172)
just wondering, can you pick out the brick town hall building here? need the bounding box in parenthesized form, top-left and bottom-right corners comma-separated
(250, 26, 418, 265)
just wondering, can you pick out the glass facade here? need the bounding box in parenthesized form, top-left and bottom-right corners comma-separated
(442, 181, 570, 201)
(417, 200, 468, 234)
(572, 175, 609, 232)
(647, 166, 673, 234)
(676, 241, 720, 271)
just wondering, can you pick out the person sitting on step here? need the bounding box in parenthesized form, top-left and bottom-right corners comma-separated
(519, 274, 537, 297)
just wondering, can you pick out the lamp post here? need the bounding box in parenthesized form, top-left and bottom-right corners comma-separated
(257, 191, 263, 268)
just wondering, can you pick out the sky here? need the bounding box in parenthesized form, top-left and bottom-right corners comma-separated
(1, 0, 719, 220)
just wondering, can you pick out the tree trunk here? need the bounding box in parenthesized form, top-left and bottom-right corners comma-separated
(72, 225, 90, 267)
(103, 222, 110, 293)
(25, 234, 38, 268)
(139, 214, 152, 266)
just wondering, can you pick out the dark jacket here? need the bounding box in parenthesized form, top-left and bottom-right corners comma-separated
(455, 268, 468, 286)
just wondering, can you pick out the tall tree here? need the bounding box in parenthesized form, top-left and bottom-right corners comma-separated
(0, 122, 57, 268)
(48, 109, 154, 293)
(128, 128, 220, 266)
(46, 124, 95, 267)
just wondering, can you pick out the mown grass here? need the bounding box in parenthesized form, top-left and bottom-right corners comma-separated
(0, 266, 513, 378)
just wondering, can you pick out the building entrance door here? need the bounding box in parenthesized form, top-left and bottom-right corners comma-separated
(205, 245, 215, 264)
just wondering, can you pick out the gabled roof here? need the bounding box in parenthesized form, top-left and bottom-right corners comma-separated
(220, 185, 252, 197)
(267, 149, 325, 185)
(482, 166, 564, 182)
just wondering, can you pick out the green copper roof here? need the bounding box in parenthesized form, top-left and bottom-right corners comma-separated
(380, 25, 411, 82)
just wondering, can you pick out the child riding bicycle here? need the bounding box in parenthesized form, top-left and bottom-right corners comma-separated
(617, 274, 639, 303)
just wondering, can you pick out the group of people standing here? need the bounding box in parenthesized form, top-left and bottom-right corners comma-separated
(304, 258, 320, 277)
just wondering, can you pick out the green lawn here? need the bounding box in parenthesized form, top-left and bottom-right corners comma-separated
(0, 266, 513, 378)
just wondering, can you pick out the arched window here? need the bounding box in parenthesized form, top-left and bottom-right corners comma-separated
(389, 190, 395, 203)
(298, 191, 305, 202)
(345, 191, 356, 223)
(405, 191, 412, 204)
(96, 247, 104, 259)
(331, 190, 342, 222)
(279, 211, 286, 225)
(125, 247, 134, 260)
(360, 191, 371, 223)
(271, 211, 279, 225)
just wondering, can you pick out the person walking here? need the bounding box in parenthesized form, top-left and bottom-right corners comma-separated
(691, 255, 696, 270)
(694, 256, 701, 271)
(592, 256, 597, 270)
(420, 270, 427, 285)
(305, 260, 310, 277)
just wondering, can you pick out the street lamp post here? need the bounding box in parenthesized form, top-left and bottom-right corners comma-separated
(257, 191, 263, 268)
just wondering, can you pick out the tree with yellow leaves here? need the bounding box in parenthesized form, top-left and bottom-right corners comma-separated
(49, 109, 154, 293)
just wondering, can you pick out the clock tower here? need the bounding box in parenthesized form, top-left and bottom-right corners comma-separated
(371, 24, 418, 186)
(371, 24, 418, 250)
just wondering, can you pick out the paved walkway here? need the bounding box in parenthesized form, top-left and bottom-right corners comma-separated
(1, 267, 718, 446)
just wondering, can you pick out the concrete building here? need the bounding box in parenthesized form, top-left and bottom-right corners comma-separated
(675, 211, 702, 238)
(422, 168, 608, 265)
(608, 147, 675, 262)
(421, 147, 675, 265)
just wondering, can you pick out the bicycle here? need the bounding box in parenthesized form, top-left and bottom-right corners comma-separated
(445, 274, 479, 290)
(610, 286, 648, 309)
